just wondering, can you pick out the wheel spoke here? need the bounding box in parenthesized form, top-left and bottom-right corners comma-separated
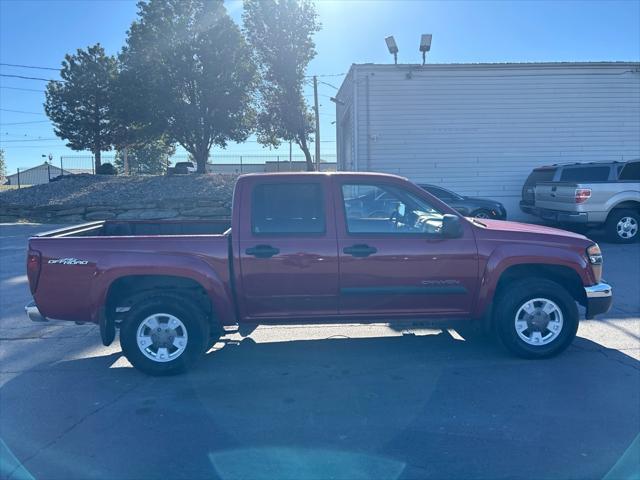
(145, 316, 159, 329)
(515, 321, 528, 333)
(531, 331, 543, 343)
(138, 336, 153, 349)
(522, 302, 535, 315)
(172, 337, 186, 348)
(156, 347, 169, 360)
(542, 302, 557, 314)
(547, 321, 560, 332)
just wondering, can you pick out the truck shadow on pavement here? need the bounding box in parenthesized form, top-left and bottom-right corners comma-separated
(1, 332, 638, 480)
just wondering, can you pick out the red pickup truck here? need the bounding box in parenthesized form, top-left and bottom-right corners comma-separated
(26, 172, 612, 375)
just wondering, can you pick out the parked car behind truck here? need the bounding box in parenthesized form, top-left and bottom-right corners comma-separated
(419, 184, 507, 219)
(522, 160, 640, 243)
(26, 172, 612, 375)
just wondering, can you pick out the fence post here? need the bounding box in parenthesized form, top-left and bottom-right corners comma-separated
(60, 156, 64, 177)
(277, 156, 280, 172)
(91, 156, 95, 175)
(240, 156, 243, 173)
(17, 168, 20, 189)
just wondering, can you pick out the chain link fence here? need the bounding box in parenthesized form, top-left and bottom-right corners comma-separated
(4, 154, 337, 188)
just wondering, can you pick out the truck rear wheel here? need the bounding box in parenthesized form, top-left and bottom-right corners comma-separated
(120, 295, 210, 376)
(605, 209, 639, 243)
(494, 278, 578, 358)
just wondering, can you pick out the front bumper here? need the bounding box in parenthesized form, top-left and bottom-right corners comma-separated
(25, 301, 48, 322)
(584, 282, 613, 319)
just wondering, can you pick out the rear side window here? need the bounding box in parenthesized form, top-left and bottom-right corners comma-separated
(524, 168, 556, 186)
(252, 183, 325, 235)
(619, 162, 640, 181)
(560, 166, 610, 182)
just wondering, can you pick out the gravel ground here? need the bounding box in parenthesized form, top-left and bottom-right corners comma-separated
(0, 174, 236, 207)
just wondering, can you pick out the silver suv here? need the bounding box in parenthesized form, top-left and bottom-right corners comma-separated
(522, 160, 640, 243)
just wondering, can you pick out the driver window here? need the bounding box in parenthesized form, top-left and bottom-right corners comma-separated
(341, 183, 444, 234)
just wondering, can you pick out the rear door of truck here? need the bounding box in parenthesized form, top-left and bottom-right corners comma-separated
(236, 175, 339, 319)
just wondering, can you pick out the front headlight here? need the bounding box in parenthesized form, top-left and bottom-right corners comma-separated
(586, 244, 603, 283)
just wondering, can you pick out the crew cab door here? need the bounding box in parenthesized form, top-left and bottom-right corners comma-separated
(237, 176, 339, 319)
(335, 178, 479, 317)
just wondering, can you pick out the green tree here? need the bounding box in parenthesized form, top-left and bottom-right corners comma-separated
(243, 0, 320, 171)
(120, 0, 257, 173)
(44, 44, 118, 171)
(115, 138, 176, 174)
(0, 149, 6, 183)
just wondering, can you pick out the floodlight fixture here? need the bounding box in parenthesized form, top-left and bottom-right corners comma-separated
(385, 36, 398, 64)
(420, 34, 432, 65)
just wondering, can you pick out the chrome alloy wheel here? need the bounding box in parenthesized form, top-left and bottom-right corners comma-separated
(474, 211, 490, 219)
(136, 313, 188, 363)
(617, 216, 638, 240)
(514, 298, 564, 346)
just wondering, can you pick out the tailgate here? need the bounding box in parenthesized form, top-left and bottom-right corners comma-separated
(535, 182, 583, 211)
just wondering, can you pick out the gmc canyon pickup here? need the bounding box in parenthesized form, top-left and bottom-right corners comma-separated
(26, 172, 612, 375)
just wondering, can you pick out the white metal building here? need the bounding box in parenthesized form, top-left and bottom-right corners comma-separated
(334, 62, 640, 219)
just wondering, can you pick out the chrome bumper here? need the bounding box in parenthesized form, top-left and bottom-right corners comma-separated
(585, 282, 612, 298)
(584, 282, 613, 319)
(25, 301, 48, 322)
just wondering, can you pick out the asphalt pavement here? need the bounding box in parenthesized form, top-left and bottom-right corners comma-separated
(0, 223, 638, 480)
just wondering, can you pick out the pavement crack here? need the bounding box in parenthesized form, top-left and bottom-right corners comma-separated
(6, 377, 148, 480)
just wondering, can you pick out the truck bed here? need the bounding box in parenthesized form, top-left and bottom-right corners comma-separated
(36, 219, 232, 238)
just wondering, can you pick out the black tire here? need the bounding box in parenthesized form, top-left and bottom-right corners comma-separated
(471, 209, 492, 219)
(494, 278, 579, 358)
(605, 209, 639, 244)
(120, 295, 210, 376)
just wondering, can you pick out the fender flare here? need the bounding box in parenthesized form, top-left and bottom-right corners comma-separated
(88, 252, 236, 330)
(473, 243, 591, 318)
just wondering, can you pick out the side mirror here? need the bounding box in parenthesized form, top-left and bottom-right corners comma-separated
(441, 214, 463, 238)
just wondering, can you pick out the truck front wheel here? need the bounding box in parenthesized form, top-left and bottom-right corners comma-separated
(494, 278, 579, 358)
(120, 295, 210, 375)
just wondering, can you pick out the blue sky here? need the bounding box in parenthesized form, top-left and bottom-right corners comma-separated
(1, 0, 639, 172)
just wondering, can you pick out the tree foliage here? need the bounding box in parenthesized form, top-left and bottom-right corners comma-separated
(115, 138, 176, 174)
(44, 44, 118, 170)
(120, 0, 257, 173)
(243, 0, 320, 171)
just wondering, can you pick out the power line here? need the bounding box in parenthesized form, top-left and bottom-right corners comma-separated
(0, 73, 63, 82)
(0, 108, 46, 115)
(0, 144, 63, 149)
(0, 137, 58, 143)
(0, 86, 45, 93)
(0, 62, 60, 71)
(318, 80, 339, 90)
(0, 120, 50, 126)
(305, 72, 346, 78)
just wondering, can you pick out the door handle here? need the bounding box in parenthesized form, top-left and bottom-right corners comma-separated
(245, 245, 280, 258)
(343, 244, 377, 257)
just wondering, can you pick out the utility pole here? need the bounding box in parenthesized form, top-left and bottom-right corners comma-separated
(123, 146, 129, 175)
(313, 75, 320, 171)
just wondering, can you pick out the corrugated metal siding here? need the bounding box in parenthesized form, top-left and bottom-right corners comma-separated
(339, 63, 640, 219)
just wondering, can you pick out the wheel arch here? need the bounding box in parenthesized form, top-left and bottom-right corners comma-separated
(607, 200, 640, 216)
(495, 264, 586, 307)
(474, 244, 591, 320)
